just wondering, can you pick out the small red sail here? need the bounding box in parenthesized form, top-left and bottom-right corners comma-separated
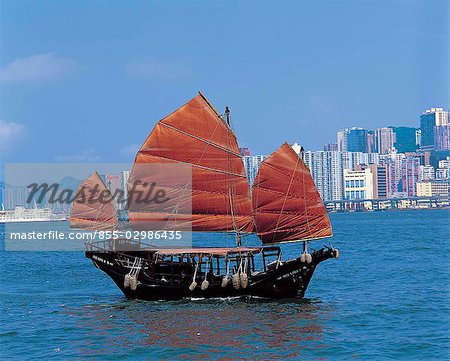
(128, 93, 254, 233)
(70, 172, 118, 231)
(252, 143, 332, 244)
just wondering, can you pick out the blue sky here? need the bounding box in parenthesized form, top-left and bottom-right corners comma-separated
(0, 0, 448, 167)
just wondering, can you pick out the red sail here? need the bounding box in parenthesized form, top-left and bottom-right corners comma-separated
(252, 143, 332, 244)
(70, 172, 118, 231)
(128, 93, 254, 233)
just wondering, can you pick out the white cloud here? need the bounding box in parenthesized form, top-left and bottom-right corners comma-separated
(121, 144, 140, 157)
(0, 53, 74, 83)
(0, 120, 26, 151)
(54, 148, 101, 162)
(126, 57, 192, 80)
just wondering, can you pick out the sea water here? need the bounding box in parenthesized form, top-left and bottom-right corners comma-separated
(0, 209, 449, 360)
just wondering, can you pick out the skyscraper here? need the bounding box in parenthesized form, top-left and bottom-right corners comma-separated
(367, 130, 376, 153)
(323, 143, 338, 151)
(337, 129, 349, 152)
(434, 125, 450, 150)
(356, 164, 388, 199)
(347, 127, 368, 152)
(401, 156, 420, 197)
(380, 151, 406, 197)
(374, 127, 395, 154)
(243, 155, 266, 185)
(420, 108, 449, 149)
(303, 151, 344, 201)
(390, 126, 418, 153)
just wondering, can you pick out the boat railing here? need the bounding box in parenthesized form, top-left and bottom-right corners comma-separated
(84, 237, 155, 252)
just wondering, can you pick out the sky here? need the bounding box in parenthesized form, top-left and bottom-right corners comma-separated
(0, 0, 448, 169)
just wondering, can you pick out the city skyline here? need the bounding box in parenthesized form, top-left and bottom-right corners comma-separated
(0, 0, 448, 168)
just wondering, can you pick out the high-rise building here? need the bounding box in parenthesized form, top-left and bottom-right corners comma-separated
(419, 165, 435, 181)
(303, 151, 344, 201)
(420, 108, 449, 149)
(374, 165, 388, 199)
(356, 164, 388, 199)
(380, 151, 406, 197)
(347, 127, 368, 152)
(323, 143, 338, 151)
(243, 155, 266, 185)
(367, 130, 376, 153)
(374, 127, 395, 154)
(106, 174, 122, 210)
(416, 180, 449, 198)
(401, 156, 420, 197)
(337, 129, 349, 152)
(302, 148, 380, 201)
(343, 168, 373, 200)
(390, 126, 418, 153)
(120, 170, 131, 208)
(434, 125, 450, 150)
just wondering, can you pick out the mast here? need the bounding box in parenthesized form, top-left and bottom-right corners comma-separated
(222, 104, 241, 247)
(224, 106, 231, 126)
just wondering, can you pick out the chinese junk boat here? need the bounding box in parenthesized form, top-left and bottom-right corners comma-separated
(70, 92, 339, 300)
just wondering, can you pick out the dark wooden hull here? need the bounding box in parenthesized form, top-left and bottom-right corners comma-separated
(86, 248, 338, 300)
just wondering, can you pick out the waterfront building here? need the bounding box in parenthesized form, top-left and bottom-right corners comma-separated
(434, 125, 450, 150)
(343, 168, 373, 200)
(420, 108, 448, 149)
(416, 180, 449, 198)
(380, 151, 406, 197)
(301, 148, 381, 201)
(356, 164, 388, 199)
(243, 155, 266, 185)
(419, 165, 435, 181)
(401, 156, 420, 197)
(0, 185, 34, 210)
(303, 151, 343, 201)
(337, 129, 349, 152)
(374, 127, 395, 154)
(390, 126, 418, 153)
(347, 127, 368, 153)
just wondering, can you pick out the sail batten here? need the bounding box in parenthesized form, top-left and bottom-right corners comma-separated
(137, 153, 247, 178)
(157, 122, 242, 157)
(252, 143, 332, 244)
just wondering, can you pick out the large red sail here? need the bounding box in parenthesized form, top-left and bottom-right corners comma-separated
(70, 172, 118, 231)
(128, 93, 254, 233)
(252, 143, 332, 244)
